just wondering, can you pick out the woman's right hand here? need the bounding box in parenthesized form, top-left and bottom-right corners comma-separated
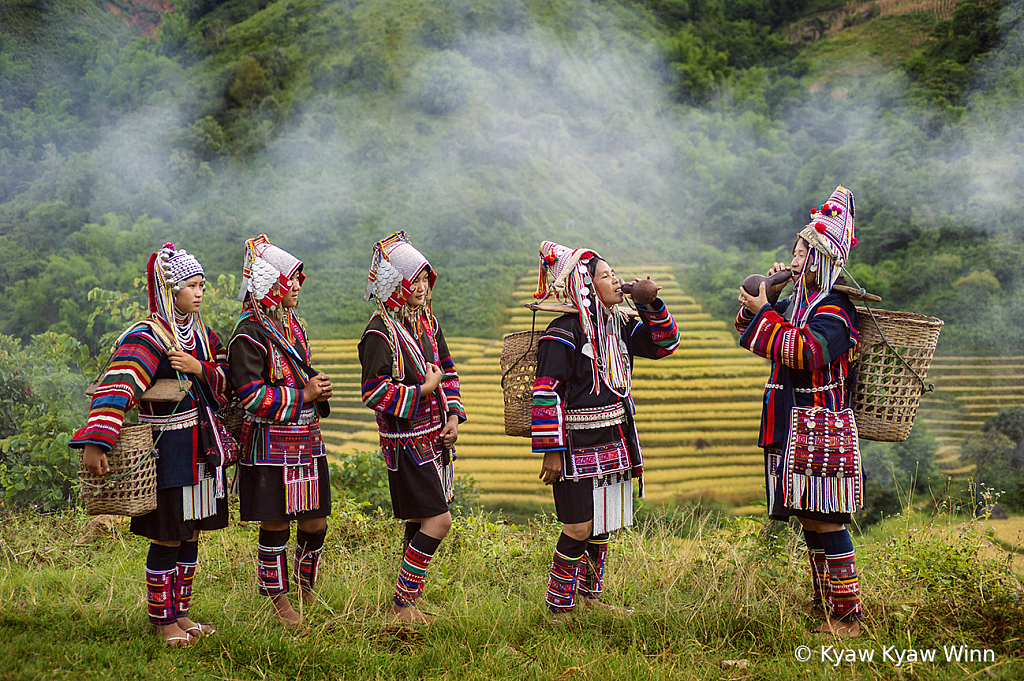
(421, 363, 443, 394)
(766, 261, 792, 297)
(302, 373, 331, 403)
(539, 451, 563, 485)
(82, 444, 110, 476)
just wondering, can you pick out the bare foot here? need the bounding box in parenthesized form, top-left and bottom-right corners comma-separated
(580, 598, 633, 614)
(177, 616, 216, 639)
(815, 620, 861, 638)
(156, 622, 192, 647)
(548, 610, 573, 625)
(271, 594, 303, 626)
(390, 602, 431, 624)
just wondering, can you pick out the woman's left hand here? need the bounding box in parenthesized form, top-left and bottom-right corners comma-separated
(738, 281, 769, 314)
(167, 348, 203, 376)
(439, 416, 459, 448)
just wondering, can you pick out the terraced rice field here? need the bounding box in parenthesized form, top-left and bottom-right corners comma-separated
(917, 356, 1024, 474)
(311, 266, 771, 512)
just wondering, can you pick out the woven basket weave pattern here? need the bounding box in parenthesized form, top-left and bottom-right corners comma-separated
(79, 424, 158, 516)
(501, 330, 543, 438)
(851, 308, 943, 443)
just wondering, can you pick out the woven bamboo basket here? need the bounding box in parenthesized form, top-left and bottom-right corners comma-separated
(851, 307, 943, 442)
(78, 423, 158, 516)
(501, 330, 544, 437)
(220, 396, 245, 442)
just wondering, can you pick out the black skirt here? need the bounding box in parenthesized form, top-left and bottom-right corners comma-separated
(238, 457, 332, 522)
(552, 478, 594, 525)
(764, 447, 852, 524)
(130, 487, 229, 542)
(388, 445, 450, 520)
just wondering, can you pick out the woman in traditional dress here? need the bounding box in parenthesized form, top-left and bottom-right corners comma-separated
(75, 243, 231, 647)
(531, 241, 679, 617)
(358, 231, 466, 624)
(228, 234, 333, 626)
(736, 185, 863, 638)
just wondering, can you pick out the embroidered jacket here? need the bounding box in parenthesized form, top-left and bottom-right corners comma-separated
(735, 292, 859, 448)
(70, 322, 230, 490)
(531, 299, 679, 483)
(358, 314, 467, 471)
(227, 315, 328, 466)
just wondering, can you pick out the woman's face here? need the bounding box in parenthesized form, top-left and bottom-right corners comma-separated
(279, 274, 301, 309)
(408, 269, 430, 308)
(792, 240, 816, 287)
(592, 259, 623, 306)
(173, 275, 205, 314)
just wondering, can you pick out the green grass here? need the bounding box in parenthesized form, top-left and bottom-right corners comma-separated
(2, 499, 1022, 680)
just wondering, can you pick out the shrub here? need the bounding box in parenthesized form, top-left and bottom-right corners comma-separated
(0, 333, 90, 511)
(329, 449, 481, 516)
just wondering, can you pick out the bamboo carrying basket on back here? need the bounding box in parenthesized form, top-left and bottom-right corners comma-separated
(501, 330, 544, 437)
(851, 307, 943, 442)
(78, 423, 158, 516)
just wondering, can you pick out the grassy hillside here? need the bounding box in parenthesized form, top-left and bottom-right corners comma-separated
(1, 501, 1021, 680)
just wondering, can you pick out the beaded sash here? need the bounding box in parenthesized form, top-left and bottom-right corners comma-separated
(564, 403, 627, 430)
(783, 406, 862, 514)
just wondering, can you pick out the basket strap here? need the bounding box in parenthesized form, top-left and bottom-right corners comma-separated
(860, 304, 934, 394)
(842, 268, 934, 395)
(81, 374, 191, 492)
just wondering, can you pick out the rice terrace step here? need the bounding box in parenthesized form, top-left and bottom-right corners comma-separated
(311, 271, 1024, 512)
(311, 267, 771, 511)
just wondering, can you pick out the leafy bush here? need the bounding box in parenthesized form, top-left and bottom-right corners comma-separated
(858, 423, 941, 524)
(960, 406, 1024, 510)
(329, 449, 481, 516)
(0, 333, 90, 511)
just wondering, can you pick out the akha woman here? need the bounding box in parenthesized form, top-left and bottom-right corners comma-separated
(75, 243, 231, 646)
(736, 186, 863, 637)
(228, 235, 333, 626)
(531, 241, 679, 617)
(359, 231, 466, 624)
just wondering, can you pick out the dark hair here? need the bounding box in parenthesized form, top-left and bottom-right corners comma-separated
(584, 255, 606, 277)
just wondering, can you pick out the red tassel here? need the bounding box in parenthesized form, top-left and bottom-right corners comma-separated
(534, 264, 548, 300)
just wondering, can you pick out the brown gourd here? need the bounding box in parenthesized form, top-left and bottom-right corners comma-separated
(742, 269, 793, 296)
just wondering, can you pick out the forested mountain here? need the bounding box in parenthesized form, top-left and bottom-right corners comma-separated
(2, 0, 1023, 352)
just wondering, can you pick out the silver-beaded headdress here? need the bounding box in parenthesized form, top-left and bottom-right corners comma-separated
(239, 234, 305, 308)
(146, 243, 207, 352)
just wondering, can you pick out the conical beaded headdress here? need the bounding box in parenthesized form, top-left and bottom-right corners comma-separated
(534, 240, 630, 396)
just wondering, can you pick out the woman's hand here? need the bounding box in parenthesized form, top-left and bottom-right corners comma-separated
(738, 281, 769, 314)
(82, 443, 110, 476)
(421, 363, 443, 395)
(167, 349, 203, 376)
(439, 415, 459, 448)
(302, 372, 331, 403)
(538, 451, 563, 485)
(315, 373, 332, 402)
(766, 261, 793, 297)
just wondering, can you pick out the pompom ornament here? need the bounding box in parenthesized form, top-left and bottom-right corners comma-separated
(815, 222, 828, 234)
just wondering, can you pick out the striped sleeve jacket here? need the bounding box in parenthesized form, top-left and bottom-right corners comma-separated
(531, 298, 679, 457)
(735, 293, 859, 447)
